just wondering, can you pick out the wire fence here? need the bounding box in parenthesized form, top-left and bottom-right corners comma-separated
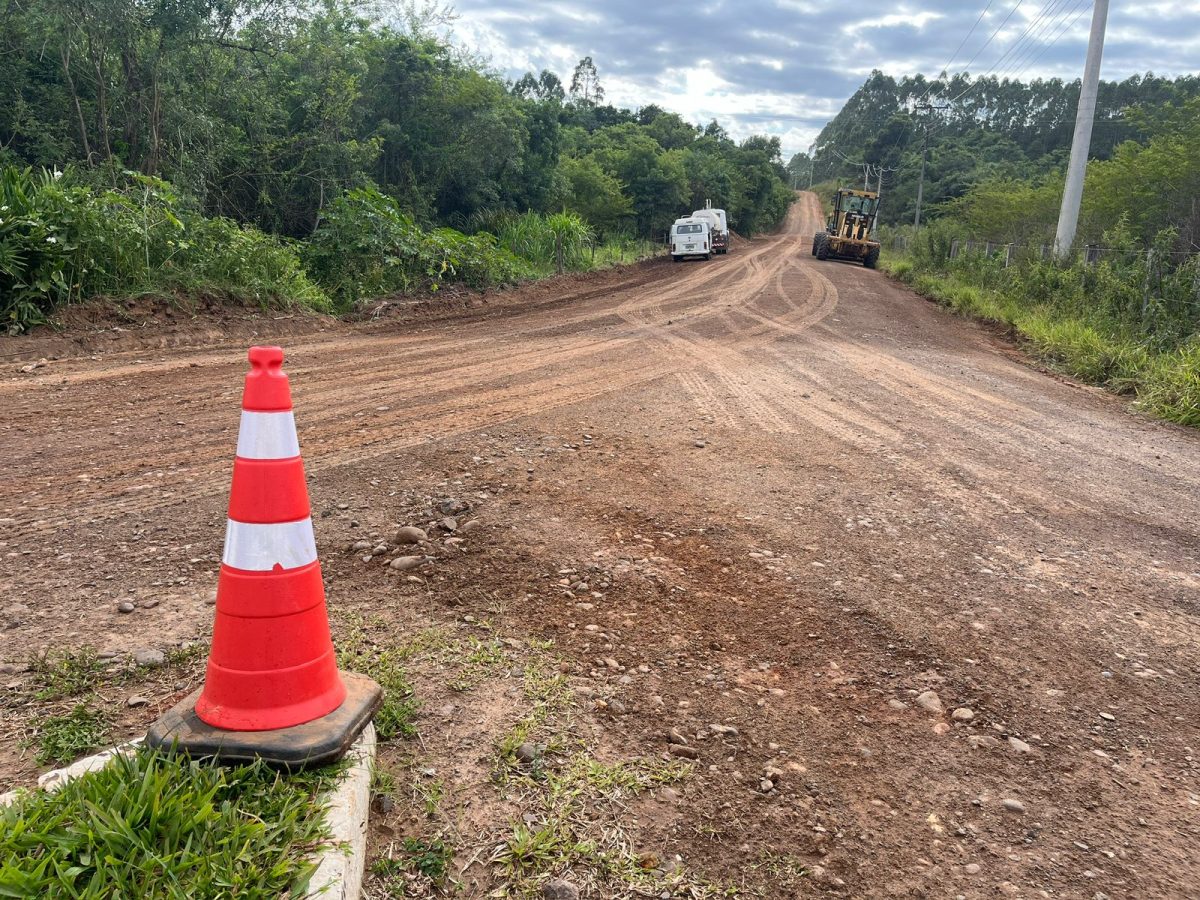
(888, 234, 1200, 268)
(887, 233, 1200, 326)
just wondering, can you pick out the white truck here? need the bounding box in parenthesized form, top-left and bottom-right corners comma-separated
(691, 204, 728, 255)
(670, 217, 713, 262)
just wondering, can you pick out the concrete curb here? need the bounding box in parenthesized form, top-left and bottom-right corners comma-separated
(306, 722, 376, 900)
(0, 727, 375, 900)
(0, 739, 143, 807)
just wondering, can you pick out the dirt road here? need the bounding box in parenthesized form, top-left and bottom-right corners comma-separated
(3, 194, 1198, 898)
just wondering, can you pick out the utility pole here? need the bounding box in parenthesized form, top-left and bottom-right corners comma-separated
(914, 127, 929, 228)
(913, 103, 947, 229)
(1054, 0, 1109, 258)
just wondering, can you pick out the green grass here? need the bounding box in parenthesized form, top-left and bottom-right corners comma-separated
(411, 776, 444, 819)
(31, 704, 111, 765)
(487, 654, 695, 895)
(1140, 344, 1200, 426)
(333, 613, 423, 741)
(347, 649, 420, 740)
(493, 822, 579, 879)
(496, 661, 574, 771)
(447, 636, 506, 693)
(374, 837, 452, 882)
(0, 748, 336, 898)
(28, 647, 108, 701)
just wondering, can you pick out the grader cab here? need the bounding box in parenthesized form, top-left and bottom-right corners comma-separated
(812, 188, 882, 268)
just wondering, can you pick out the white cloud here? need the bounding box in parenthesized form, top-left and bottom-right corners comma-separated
(442, 0, 1200, 160)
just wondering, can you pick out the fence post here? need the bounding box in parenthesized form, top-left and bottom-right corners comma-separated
(1142, 248, 1155, 320)
(950, 240, 960, 260)
(555, 233, 564, 274)
(1005, 243, 1015, 268)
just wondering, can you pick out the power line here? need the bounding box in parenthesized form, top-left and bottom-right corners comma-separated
(915, 0, 999, 103)
(999, 0, 1091, 81)
(955, 1, 1027, 77)
(943, 2, 1041, 106)
(995, 0, 1084, 79)
(1013, 1, 1094, 80)
(988, 0, 1076, 82)
(926, 0, 1092, 121)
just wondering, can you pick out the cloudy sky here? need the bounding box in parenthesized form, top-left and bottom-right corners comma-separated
(440, 1, 1200, 160)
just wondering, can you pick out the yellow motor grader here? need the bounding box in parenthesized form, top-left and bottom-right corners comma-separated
(812, 188, 881, 268)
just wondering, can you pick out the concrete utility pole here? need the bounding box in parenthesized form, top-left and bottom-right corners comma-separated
(1054, 0, 1109, 258)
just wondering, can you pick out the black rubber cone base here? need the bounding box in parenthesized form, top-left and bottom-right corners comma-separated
(145, 671, 382, 770)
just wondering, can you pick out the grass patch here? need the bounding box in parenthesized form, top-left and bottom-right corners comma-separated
(412, 776, 445, 818)
(31, 703, 111, 765)
(374, 837, 452, 882)
(496, 661, 574, 771)
(334, 613, 424, 741)
(488, 653, 695, 896)
(341, 648, 420, 740)
(749, 851, 811, 893)
(372, 836, 454, 896)
(493, 821, 580, 879)
(491, 751, 693, 893)
(28, 647, 108, 700)
(0, 748, 336, 897)
(1140, 344, 1200, 426)
(447, 636, 507, 692)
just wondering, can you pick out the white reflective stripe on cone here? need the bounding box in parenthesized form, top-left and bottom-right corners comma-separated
(223, 518, 318, 571)
(236, 411, 300, 460)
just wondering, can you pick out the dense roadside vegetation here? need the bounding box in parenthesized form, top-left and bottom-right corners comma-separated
(0, 1, 792, 333)
(798, 69, 1200, 427)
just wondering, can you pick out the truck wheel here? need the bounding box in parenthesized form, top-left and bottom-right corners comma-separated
(864, 246, 880, 269)
(812, 232, 826, 257)
(671, 255, 680, 263)
(815, 234, 830, 261)
(705, 253, 712, 261)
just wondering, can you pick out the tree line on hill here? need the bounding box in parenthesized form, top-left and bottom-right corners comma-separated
(791, 69, 1200, 249)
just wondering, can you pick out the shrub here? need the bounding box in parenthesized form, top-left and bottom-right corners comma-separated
(470, 209, 594, 274)
(0, 166, 329, 332)
(0, 167, 98, 331)
(304, 187, 532, 305)
(181, 217, 331, 311)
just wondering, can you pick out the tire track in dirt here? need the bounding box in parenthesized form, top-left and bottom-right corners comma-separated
(3, 199, 827, 531)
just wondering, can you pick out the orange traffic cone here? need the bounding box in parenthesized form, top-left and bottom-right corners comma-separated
(148, 347, 380, 768)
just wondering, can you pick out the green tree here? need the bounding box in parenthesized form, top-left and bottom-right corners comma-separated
(569, 56, 604, 106)
(558, 156, 632, 235)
